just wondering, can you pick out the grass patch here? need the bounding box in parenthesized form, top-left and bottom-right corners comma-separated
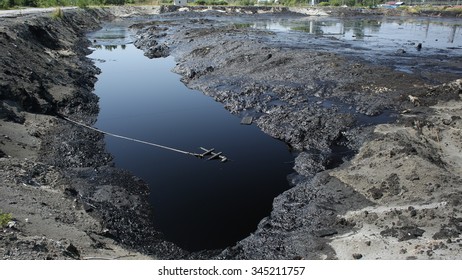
(51, 7, 64, 19)
(444, 6, 462, 14)
(231, 22, 251, 28)
(291, 25, 313, 32)
(399, 5, 462, 16)
(0, 210, 13, 227)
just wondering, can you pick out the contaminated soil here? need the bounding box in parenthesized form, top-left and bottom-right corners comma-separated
(1, 5, 462, 260)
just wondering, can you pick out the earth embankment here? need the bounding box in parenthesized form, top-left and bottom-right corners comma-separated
(0, 7, 185, 260)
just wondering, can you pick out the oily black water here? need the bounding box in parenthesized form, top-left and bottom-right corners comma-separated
(88, 35, 294, 251)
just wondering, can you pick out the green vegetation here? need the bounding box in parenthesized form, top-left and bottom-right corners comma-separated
(2, 0, 461, 14)
(399, 4, 462, 15)
(290, 25, 311, 32)
(231, 22, 251, 28)
(316, 0, 383, 7)
(0, 0, 134, 9)
(238, 0, 253, 5)
(1, 0, 14, 9)
(51, 6, 63, 17)
(0, 210, 13, 228)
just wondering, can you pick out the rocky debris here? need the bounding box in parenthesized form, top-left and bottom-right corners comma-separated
(108, 5, 162, 18)
(60, 166, 186, 258)
(218, 173, 372, 259)
(143, 42, 170, 59)
(39, 118, 112, 168)
(326, 80, 462, 259)
(0, 230, 80, 260)
(132, 23, 170, 58)
(433, 218, 462, 240)
(380, 226, 425, 241)
(156, 5, 298, 16)
(293, 151, 328, 177)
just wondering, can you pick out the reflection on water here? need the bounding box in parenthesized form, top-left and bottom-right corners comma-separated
(252, 17, 461, 50)
(88, 23, 134, 46)
(93, 45, 127, 51)
(247, 16, 461, 74)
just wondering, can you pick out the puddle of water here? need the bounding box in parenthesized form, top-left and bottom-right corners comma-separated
(88, 22, 135, 46)
(252, 17, 462, 50)
(247, 16, 462, 74)
(88, 35, 294, 251)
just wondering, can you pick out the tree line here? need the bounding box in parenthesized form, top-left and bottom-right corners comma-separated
(1, 0, 130, 9)
(1, 0, 392, 9)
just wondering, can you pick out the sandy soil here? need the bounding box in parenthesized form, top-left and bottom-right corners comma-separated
(329, 81, 462, 259)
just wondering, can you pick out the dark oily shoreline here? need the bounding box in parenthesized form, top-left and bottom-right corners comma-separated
(1, 6, 462, 260)
(131, 7, 462, 259)
(0, 7, 186, 259)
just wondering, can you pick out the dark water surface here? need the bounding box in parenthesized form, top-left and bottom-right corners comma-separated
(88, 37, 294, 251)
(248, 16, 462, 74)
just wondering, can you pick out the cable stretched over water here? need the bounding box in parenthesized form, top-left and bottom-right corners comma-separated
(61, 116, 201, 158)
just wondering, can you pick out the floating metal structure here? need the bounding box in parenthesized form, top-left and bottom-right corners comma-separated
(198, 147, 228, 162)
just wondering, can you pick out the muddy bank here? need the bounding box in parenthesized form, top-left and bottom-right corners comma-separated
(132, 8, 461, 163)
(144, 5, 462, 18)
(0, 7, 185, 259)
(131, 8, 462, 259)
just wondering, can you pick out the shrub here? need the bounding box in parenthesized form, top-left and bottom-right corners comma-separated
(0, 0, 14, 9)
(236, 0, 254, 5)
(51, 7, 64, 19)
(195, 0, 228, 4)
(104, 0, 126, 4)
(77, 0, 89, 8)
(0, 210, 12, 228)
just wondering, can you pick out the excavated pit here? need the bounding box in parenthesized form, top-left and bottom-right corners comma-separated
(1, 6, 462, 260)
